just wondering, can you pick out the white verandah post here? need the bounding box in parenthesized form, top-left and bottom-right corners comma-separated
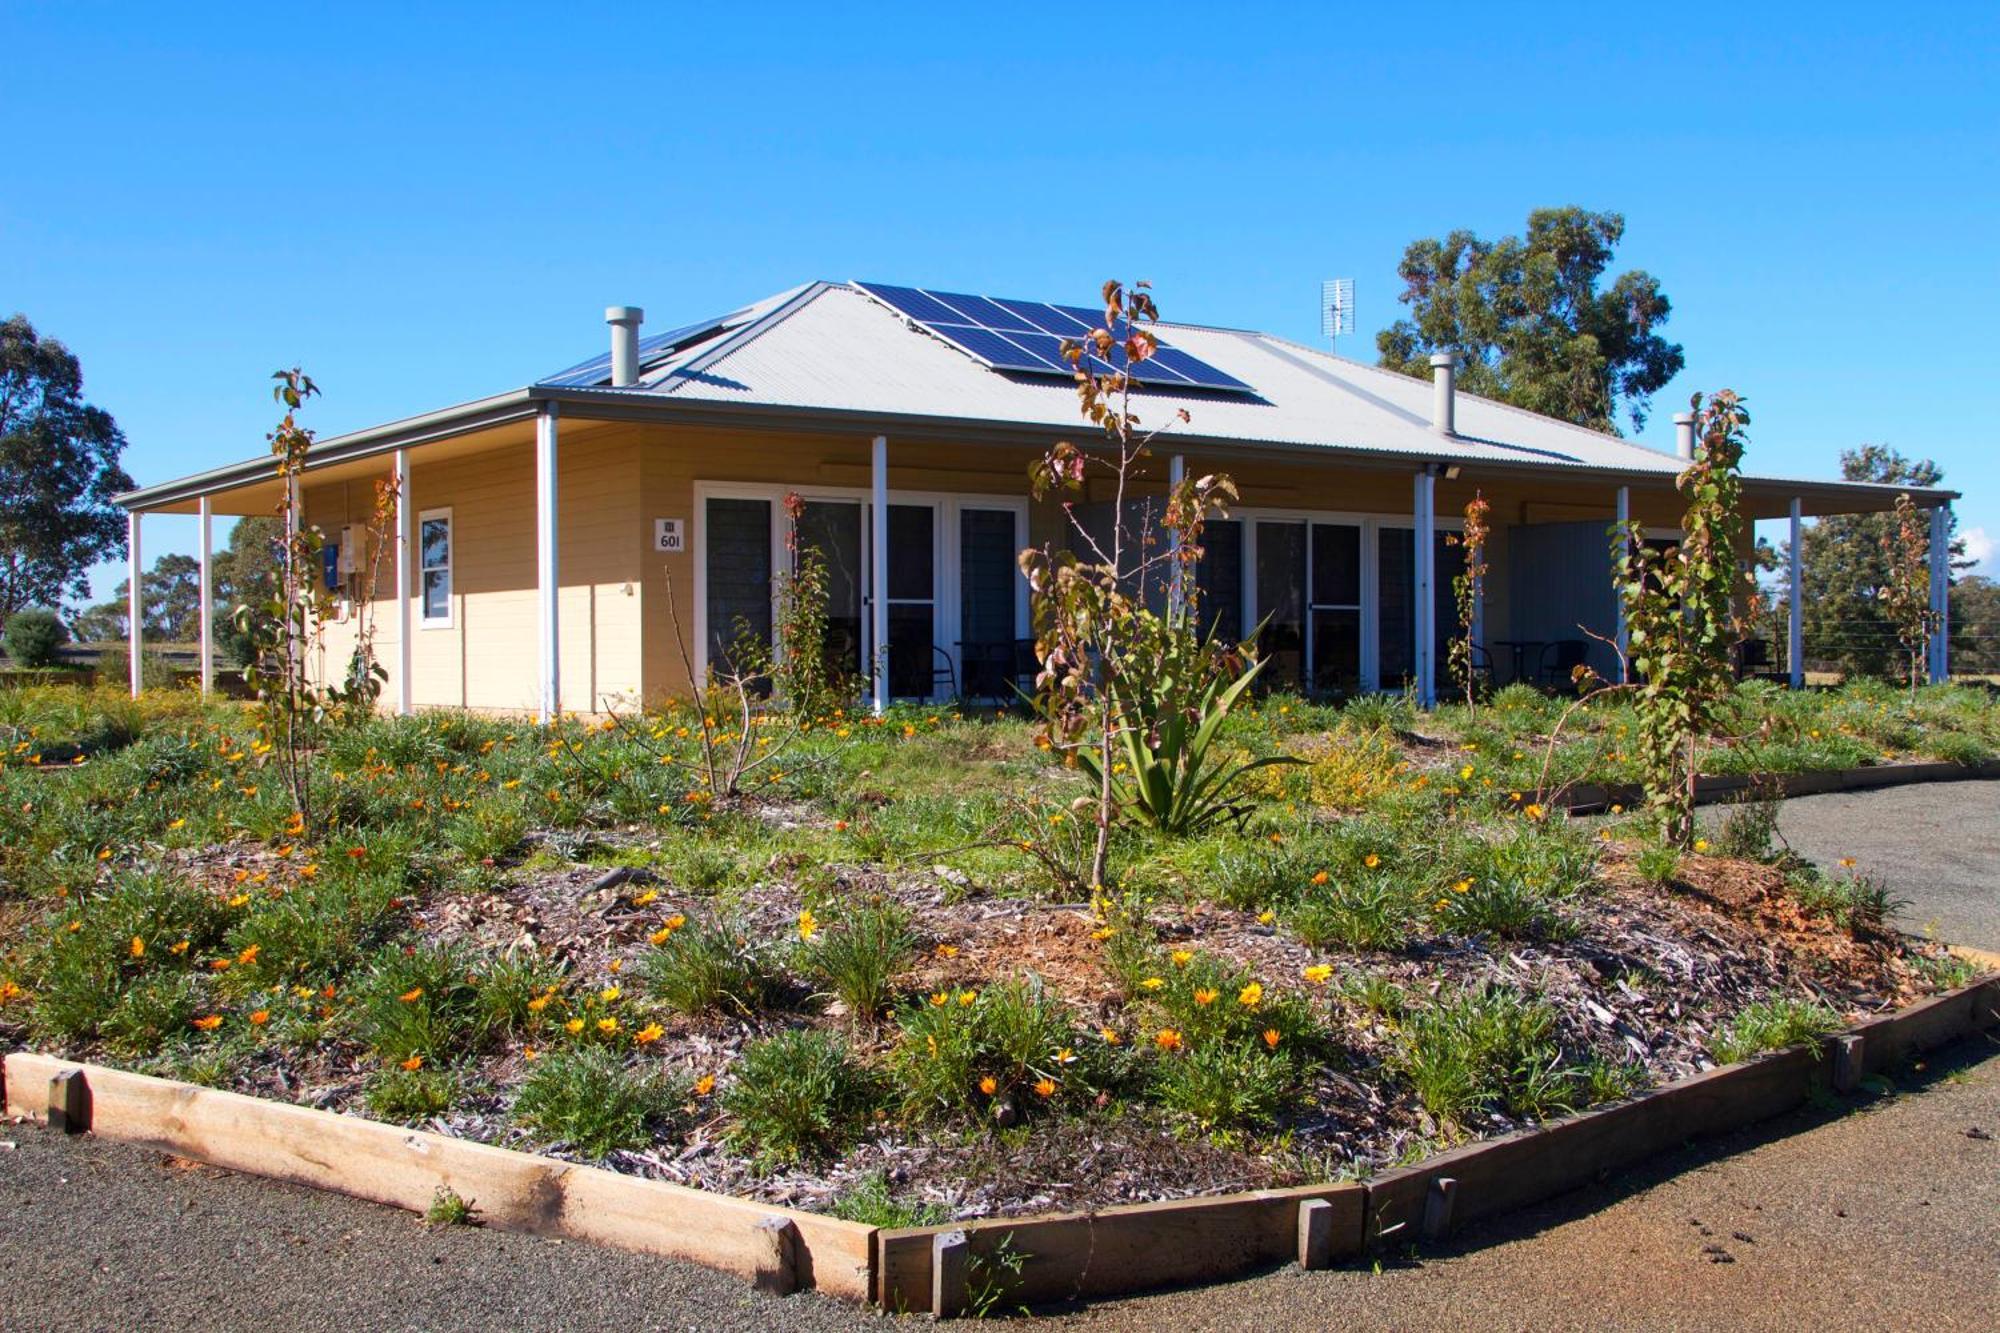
(1614, 485, 1630, 681)
(1167, 452, 1185, 610)
(536, 406, 561, 723)
(197, 497, 214, 698)
(1929, 503, 1951, 683)
(871, 434, 889, 716)
(1788, 498, 1804, 689)
(1413, 469, 1436, 708)
(126, 509, 143, 697)
(395, 448, 414, 716)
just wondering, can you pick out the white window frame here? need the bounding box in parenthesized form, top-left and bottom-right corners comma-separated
(691, 481, 1030, 701)
(417, 506, 453, 629)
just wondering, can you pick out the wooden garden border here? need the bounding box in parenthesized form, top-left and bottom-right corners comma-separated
(1554, 758, 2000, 816)
(6, 975, 1997, 1315)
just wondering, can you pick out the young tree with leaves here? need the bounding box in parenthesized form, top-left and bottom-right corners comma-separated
(1021, 282, 1296, 892)
(1615, 391, 1756, 847)
(1447, 490, 1490, 709)
(1376, 208, 1683, 434)
(1880, 492, 1941, 698)
(0, 315, 135, 617)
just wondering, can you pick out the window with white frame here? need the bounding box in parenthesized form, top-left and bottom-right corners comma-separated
(418, 507, 452, 626)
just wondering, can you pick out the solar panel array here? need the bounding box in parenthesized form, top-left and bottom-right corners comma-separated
(854, 282, 1255, 394)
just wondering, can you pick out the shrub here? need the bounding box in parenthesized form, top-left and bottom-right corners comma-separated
(1431, 874, 1569, 941)
(1290, 877, 1416, 951)
(1153, 1038, 1296, 1132)
(512, 1045, 683, 1158)
(890, 978, 1088, 1120)
(1713, 795, 1781, 861)
(366, 1065, 461, 1121)
(350, 942, 501, 1065)
(723, 1028, 877, 1165)
(1633, 843, 1680, 886)
(805, 900, 917, 1024)
(825, 1170, 950, 1228)
(4, 609, 69, 669)
(638, 913, 776, 1017)
(1709, 998, 1842, 1065)
(1392, 984, 1572, 1127)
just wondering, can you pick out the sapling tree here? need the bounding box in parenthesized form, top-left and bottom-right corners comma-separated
(1612, 390, 1755, 847)
(1880, 491, 1941, 700)
(1020, 282, 1295, 891)
(1447, 490, 1490, 709)
(233, 370, 394, 829)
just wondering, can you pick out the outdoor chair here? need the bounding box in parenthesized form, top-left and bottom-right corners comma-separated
(1537, 639, 1591, 693)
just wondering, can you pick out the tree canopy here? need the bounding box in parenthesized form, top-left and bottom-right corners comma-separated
(1376, 207, 1684, 434)
(0, 315, 134, 617)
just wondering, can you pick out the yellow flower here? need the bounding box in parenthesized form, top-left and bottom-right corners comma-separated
(1838, 856, 1856, 869)
(1363, 853, 1381, 869)
(1693, 838, 1711, 854)
(227, 892, 251, 909)
(1459, 764, 1475, 780)
(1099, 1027, 1121, 1045)
(237, 944, 260, 966)
(1193, 987, 1220, 1007)
(527, 994, 551, 1012)
(170, 940, 190, 956)
(632, 889, 658, 907)
(1170, 949, 1194, 967)
(1453, 879, 1472, 894)
(929, 992, 949, 1007)
(956, 990, 978, 1006)
(600, 986, 621, 1003)
(634, 1022, 664, 1045)
(596, 1017, 619, 1035)
(1154, 1028, 1184, 1052)
(649, 927, 673, 947)
(1054, 1047, 1076, 1064)
(798, 908, 819, 941)
(167, 818, 186, 831)
(565, 1018, 586, 1035)
(191, 1014, 223, 1031)
(935, 943, 958, 958)
(1237, 982, 1264, 1007)
(693, 1073, 715, 1096)
(1139, 976, 1164, 992)
(129, 936, 145, 959)
(1257, 909, 1275, 925)
(665, 913, 686, 931)
(1302, 964, 1333, 984)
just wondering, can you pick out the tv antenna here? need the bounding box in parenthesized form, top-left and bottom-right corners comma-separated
(1320, 278, 1354, 355)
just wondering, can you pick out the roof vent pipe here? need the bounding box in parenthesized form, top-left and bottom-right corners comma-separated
(1429, 351, 1458, 436)
(1673, 411, 1697, 460)
(606, 306, 644, 387)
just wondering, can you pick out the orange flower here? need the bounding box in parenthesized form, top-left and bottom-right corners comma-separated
(1263, 1028, 1281, 1049)
(129, 936, 145, 959)
(249, 1009, 270, 1026)
(400, 1055, 424, 1071)
(978, 1075, 999, 1096)
(634, 1022, 664, 1045)
(209, 958, 231, 972)
(1363, 853, 1381, 869)
(693, 1074, 715, 1096)
(1154, 1028, 1184, 1052)
(399, 987, 424, 1003)
(1032, 1078, 1057, 1099)
(1193, 988, 1219, 1007)
(191, 1015, 223, 1031)
(1311, 870, 1330, 886)
(237, 944, 260, 966)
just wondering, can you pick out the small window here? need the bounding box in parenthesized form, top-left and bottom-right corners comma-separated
(419, 508, 452, 626)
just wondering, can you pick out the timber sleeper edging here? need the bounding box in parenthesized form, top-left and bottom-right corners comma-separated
(4, 974, 1997, 1315)
(1554, 758, 2000, 816)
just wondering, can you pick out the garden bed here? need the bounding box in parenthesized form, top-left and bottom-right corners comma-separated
(0, 681, 1994, 1240)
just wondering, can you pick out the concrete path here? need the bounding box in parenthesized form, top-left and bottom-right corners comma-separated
(1769, 779, 2000, 952)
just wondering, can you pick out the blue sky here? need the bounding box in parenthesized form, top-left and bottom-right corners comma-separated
(5, 1, 1995, 600)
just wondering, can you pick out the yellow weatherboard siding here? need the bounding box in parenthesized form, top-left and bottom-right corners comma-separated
(298, 416, 1696, 713)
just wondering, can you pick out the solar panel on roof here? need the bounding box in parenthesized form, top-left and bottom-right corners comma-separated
(854, 282, 1255, 394)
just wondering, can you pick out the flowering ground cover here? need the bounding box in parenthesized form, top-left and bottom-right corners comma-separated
(0, 681, 1991, 1223)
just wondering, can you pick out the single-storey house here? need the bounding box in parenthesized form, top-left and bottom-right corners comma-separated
(115, 281, 1959, 716)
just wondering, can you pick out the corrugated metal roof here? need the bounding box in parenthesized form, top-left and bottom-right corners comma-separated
(544, 282, 1692, 475)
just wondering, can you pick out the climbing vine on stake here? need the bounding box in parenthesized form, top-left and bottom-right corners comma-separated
(1613, 390, 1755, 848)
(1447, 489, 1490, 710)
(1880, 491, 1940, 701)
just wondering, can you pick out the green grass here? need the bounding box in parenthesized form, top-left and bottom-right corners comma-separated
(511, 1046, 685, 1158)
(1709, 998, 1843, 1064)
(722, 1028, 878, 1166)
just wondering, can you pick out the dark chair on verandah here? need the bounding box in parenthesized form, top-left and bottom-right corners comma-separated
(1536, 639, 1591, 693)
